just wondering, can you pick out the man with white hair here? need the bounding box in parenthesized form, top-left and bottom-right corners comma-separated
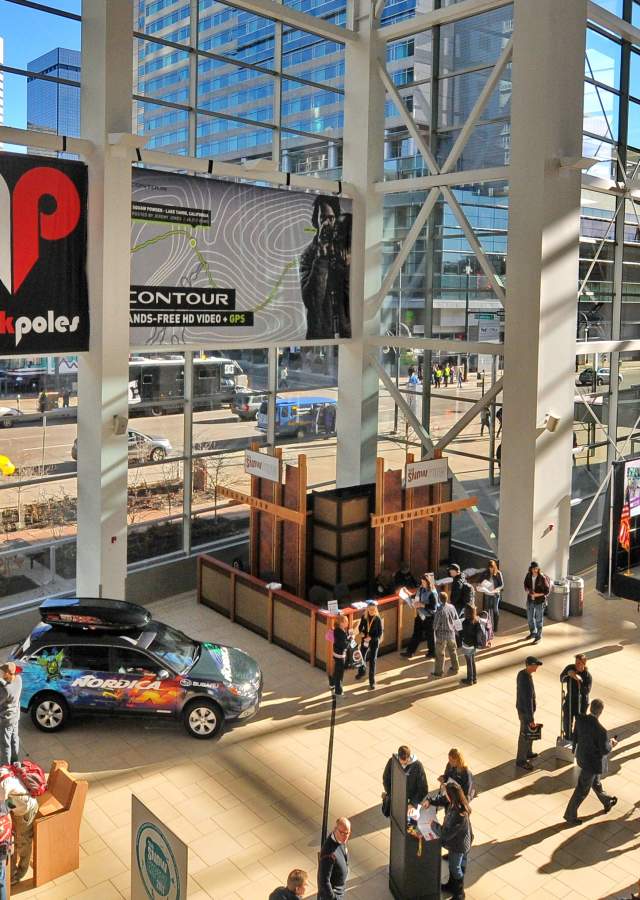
(317, 817, 351, 898)
(0, 663, 21, 766)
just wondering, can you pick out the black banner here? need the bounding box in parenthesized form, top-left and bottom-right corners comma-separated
(0, 152, 89, 355)
(129, 286, 251, 326)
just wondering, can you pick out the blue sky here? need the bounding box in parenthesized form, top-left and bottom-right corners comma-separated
(1, 0, 81, 129)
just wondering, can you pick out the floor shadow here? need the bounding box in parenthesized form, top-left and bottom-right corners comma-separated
(538, 806, 640, 874)
(601, 880, 640, 900)
(503, 766, 575, 800)
(466, 822, 566, 887)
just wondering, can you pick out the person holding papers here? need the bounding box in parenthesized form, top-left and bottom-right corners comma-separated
(480, 559, 504, 633)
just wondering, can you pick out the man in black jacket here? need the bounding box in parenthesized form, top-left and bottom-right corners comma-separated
(564, 699, 618, 825)
(560, 654, 592, 744)
(317, 818, 350, 899)
(448, 564, 474, 616)
(382, 745, 428, 815)
(269, 869, 309, 899)
(516, 657, 542, 770)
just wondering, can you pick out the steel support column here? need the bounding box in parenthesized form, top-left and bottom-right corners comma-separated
(76, 0, 134, 598)
(499, 0, 586, 600)
(336, 1, 385, 487)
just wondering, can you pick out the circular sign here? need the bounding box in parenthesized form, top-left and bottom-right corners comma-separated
(135, 821, 181, 899)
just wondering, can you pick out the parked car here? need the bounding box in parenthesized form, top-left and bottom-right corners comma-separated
(0, 454, 16, 476)
(577, 367, 623, 387)
(0, 407, 23, 428)
(71, 429, 172, 462)
(232, 391, 267, 420)
(11, 597, 263, 739)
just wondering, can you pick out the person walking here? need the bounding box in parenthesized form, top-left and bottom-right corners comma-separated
(61, 388, 70, 409)
(480, 407, 491, 437)
(424, 781, 473, 899)
(460, 604, 481, 686)
(37, 391, 47, 414)
(516, 656, 542, 770)
(560, 654, 592, 746)
(482, 559, 504, 633)
(437, 748, 475, 801)
(317, 818, 350, 899)
(444, 364, 451, 386)
(382, 745, 428, 816)
(401, 573, 439, 659)
(433, 592, 460, 678)
(563, 699, 618, 826)
(448, 564, 475, 617)
(329, 615, 350, 697)
(356, 601, 383, 689)
(269, 869, 310, 899)
(406, 366, 419, 414)
(457, 366, 464, 388)
(435, 365, 443, 387)
(524, 561, 550, 644)
(0, 664, 21, 767)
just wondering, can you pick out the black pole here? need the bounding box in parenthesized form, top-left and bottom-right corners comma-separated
(321, 692, 338, 845)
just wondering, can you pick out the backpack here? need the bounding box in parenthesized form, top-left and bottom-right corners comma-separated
(477, 612, 493, 648)
(0, 800, 12, 863)
(0, 760, 48, 798)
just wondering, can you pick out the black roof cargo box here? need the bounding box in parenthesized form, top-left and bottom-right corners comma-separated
(39, 597, 152, 630)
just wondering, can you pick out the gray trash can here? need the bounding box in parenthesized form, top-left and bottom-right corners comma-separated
(547, 578, 570, 621)
(568, 576, 584, 616)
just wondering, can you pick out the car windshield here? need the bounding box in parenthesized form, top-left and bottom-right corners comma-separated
(144, 623, 199, 673)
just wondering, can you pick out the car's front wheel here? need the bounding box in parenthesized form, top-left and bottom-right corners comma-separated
(30, 693, 69, 732)
(2, 418, 12, 428)
(183, 699, 224, 739)
(150, 447, 166, 462)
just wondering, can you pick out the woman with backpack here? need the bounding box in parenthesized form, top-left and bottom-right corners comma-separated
(437, 748, 476, 802)
(356, 601, 383, 690)
(424, 780, 473, 899)
(460, 603, 482, 685)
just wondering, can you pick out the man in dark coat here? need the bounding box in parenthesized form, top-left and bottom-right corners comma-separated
(300, 197, 351, 340)
(448, 564, 474, 616)
(564, 699, 618, 825)
(317, 818, 350, 899)
(382, 745, 428, 813)
(560, 654, 592, 744)
(269, 868, 309, 899)
(516, 656, 542, 770)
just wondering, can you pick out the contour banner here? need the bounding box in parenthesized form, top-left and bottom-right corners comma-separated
(130, 169, 351, 346)
(0, 152, 89, 355)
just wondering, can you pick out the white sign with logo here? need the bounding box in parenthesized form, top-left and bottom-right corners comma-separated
(405, 457, 449, 489)
(132, 795, 188, 900)
(244, 449, 281, 483)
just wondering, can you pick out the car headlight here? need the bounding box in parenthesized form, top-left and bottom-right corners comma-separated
(228, 682, 256, 698)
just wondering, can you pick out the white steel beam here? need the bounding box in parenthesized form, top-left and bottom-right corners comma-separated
(0, 125, 94, 157)
(220, 0, 357, 43)
(377, 61, 439, 176)
(430, 377, 503, 455)
(440, 37, 513, 175)
(367, 334, 504, 355)
(376, 167, 510, 194)
(378, 0, 510, 43)
(576, 339, 640, 354)
(369, 352, 498, 552)
(587, 1, 640, 46)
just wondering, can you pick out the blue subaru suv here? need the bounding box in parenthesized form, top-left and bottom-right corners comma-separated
(10, 597, 262, 739)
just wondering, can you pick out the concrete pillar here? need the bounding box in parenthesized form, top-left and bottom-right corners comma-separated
(336, 3, 385, 487)
(498, 0, 586, 603)
(76, 0, 133, 598)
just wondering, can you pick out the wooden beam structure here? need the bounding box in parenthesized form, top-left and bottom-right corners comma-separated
(216, 485, 306, 525)
(370, 496, 477, 529)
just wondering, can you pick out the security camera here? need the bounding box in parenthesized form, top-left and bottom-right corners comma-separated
(112, 415, 128, 436)
(545, 414, 560, 433)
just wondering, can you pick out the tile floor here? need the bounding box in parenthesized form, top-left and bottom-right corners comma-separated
(6, 575, 640, 899)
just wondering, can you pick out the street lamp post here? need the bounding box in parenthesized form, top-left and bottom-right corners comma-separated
(464, 263, 472, 380)
(393, 242, 403, 433)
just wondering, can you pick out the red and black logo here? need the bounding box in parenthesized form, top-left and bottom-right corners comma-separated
(0, 153, 89, 355)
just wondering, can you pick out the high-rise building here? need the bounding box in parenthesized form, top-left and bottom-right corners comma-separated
(27, 47, 81, 138)
(0, 37, 4, 146)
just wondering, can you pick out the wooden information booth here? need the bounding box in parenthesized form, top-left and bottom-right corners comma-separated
(200, 451, 476, 672)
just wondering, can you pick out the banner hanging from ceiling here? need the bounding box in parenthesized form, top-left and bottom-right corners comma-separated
(0, 152, 89, 356)
(130, 169, 351, 346)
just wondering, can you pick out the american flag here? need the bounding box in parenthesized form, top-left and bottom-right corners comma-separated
(619, 501, 631, 552)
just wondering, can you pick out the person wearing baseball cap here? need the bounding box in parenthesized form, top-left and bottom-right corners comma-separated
(516, 656, 543, 770)
(0, 662, 22, 766)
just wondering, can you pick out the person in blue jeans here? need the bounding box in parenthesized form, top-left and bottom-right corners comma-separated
(424, 780, 473, 899)
(524, 561, 550, 644)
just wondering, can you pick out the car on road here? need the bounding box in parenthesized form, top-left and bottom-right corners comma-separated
(0, 407, 23, 428)
(257, 396, 337, 439)
(10, 597, 263, 739)
(0, 454, 15, 476)
(232, 391, 267, 420)
(71, 429, 172, 462)
(576, 367, 623, 387)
